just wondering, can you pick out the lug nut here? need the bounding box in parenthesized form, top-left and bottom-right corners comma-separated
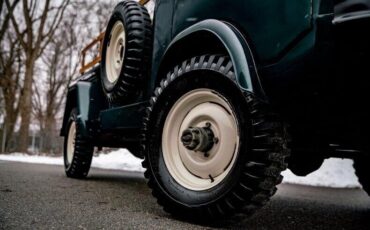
(181, 133, 192, 143)
(213, 137, 219, 144)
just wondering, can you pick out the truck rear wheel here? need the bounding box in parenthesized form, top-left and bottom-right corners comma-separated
(101, 0, 152, 105)
(142, 55, 290, 220)
(64, 109, 94, 178)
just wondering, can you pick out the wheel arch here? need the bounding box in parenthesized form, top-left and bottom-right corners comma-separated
(60, 86, 77, 137)
(153, 19, 267, 101)
(60, 80, 105, 138)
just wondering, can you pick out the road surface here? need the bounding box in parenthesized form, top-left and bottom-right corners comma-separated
(1, 161, 370, 229)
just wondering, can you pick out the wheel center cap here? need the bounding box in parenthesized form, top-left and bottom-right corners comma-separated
(181, 123, 215, 153)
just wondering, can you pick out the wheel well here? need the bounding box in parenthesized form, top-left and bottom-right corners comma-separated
(60, 87, 77, 137)
(155, 31, 229, 87)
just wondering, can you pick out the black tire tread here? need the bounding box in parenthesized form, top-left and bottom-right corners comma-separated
(354, 157, 370, 195)
(64, 109, 94, 179)
(101, 0, 153, 105)
(141, 55, 290, 220)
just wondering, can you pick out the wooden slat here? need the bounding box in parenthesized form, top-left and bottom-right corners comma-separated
(81, 32, 105, 54)
(79, 32, 105, 74)
(80, 57, 101, 74)
(139, 0, 150, 5)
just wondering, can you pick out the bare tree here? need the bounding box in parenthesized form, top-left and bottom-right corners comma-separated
(30, 0, 110, 154)
(0, 0, 22, 152)
(1, 0, 154, 153)
(0, 39, 22, 152)
(5, 0, 70, 152)
(33, 16, 79, 154)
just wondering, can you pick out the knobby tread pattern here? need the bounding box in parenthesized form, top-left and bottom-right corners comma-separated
(353, 158, 370, 195)
(101, 0, 153, 105)
(64, 109, 94, 179)
(140, 55, 290, 220)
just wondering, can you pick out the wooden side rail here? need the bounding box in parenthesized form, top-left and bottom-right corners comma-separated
(79, 0, 151, 74)
(79, 32, 105, 74)
(139, 0, 150, 5)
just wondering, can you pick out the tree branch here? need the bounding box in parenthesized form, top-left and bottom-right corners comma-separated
(0, 0, 20, 43)
(4, 0, 26, 49)
(34, 0, 50, 52)
(22, 0, 33, 47)
(37, 0, 70, 57)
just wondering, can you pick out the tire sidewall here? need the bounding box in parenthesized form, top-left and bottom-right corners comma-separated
(147, 72, 252, 207)
(63, 109, 77, 171)
(101, 6, 128, 93)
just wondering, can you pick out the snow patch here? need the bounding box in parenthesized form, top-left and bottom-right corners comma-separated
(91, 149, 144, 172)
(282, 158, 361, 188)
(0, 152, 63, 166)
(0, 150, 361, 188)
(0, 149, 144, 173)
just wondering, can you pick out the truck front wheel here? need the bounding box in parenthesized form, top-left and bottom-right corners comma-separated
(142, 55, 290, 220)
(64, 109, 94, 178)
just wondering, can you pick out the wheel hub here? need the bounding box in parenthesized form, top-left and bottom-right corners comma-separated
(181, 123, 216, 153)
(162, 89, 240, 191)
(106, 21, 126, 84)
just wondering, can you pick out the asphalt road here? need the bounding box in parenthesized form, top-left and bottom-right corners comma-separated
(1, 161, 370, 230)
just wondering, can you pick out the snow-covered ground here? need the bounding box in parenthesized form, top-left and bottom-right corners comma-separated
(0, 149, 144, 172)
(0, 149, 361, 188)
(282, 158, 360, 188)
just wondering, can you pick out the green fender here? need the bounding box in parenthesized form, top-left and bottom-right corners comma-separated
(75, 82, 93, 137)
(60, 82, 92, 137)
(60, 79, 107, 138)
(155, 19, 267, 100)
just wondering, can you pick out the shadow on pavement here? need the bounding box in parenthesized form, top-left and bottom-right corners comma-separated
(89, 170, 370, 229)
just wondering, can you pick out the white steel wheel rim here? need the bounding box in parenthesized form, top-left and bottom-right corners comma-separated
(106, 21, 126, 84)
(162, 89, 240, 191)
(66, 121, 76, 165)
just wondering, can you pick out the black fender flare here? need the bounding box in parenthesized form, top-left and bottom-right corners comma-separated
(154, 19, 267, 101)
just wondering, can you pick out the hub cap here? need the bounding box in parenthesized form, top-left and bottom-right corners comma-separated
(67, 121, 76, 165)
(181, 124, 215, 153)
(106, 21, 126, 84)
(162, 89, 239, 191)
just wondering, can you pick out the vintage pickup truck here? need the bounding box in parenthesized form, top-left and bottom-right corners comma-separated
(60, 0, 370, 220)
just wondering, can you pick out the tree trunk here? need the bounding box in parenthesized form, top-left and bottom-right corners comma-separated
(1, 66, 19, 152)
(17, 58, 34, 152)
(42, 115, 56, 154)
(3, 114, 17, 152)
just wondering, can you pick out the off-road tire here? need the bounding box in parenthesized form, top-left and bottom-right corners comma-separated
(101, 0, 152, 105)
(127, 143, 144, 159)
(354, 157, 370, 195)
(63, 109, 94, 178)
(141, 55, 290, 220)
